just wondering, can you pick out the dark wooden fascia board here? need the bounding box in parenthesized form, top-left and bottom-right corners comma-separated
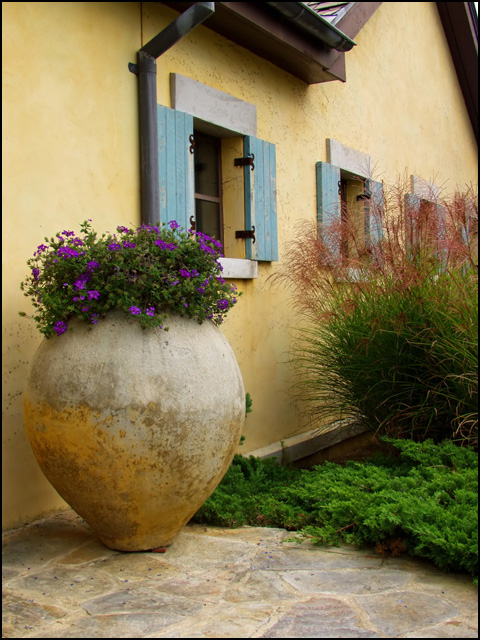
(436, 2, 478, 141)
(312, 2, 383, 82)
(335, 2, 383, 40)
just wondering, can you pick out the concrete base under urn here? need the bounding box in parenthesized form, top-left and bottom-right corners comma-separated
(23, 313, 245, 551)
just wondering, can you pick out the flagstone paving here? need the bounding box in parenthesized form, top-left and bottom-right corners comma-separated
(2, 510, 478, 638)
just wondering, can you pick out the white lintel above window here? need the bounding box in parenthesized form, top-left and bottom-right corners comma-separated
(170, 73, 257, 138)
(410, 174, 440, 200)
(326, 138, 372, 178)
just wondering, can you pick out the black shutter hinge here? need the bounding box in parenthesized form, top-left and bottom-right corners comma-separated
(234, 154, 254, 170)
(235, 226, 256, 243)
(128, 62, 139, 75)
(357, 185, 371, 201)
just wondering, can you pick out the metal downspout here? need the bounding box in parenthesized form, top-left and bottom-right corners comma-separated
(135, 2, 215, 226)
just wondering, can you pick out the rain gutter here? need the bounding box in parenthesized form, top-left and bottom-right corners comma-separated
(132, 2, 215, 225)
(265, 2, 356, 52)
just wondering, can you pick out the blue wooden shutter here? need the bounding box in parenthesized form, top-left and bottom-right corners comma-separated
(316, 162, 341, 256)
(243, 136, 278, 261)
(405, 193, 421, 253)
(157, 105, 194, 229)
(365, 179, 384, 247)
(436, 203, 448, 269)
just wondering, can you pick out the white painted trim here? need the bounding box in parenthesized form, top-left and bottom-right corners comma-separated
(410, 175, 440, 200)
(326, 138, 372, 178)
(243, 420, 368, 462)
(170, 73, 257, 138)
(219, 257, 258, 279)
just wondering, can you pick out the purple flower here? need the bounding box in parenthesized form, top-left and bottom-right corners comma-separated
(57, 246, 80, 259)
(73, 280, 86, 290)
(36, 244, 49, 254)
(108, 243, 122, 251)
(123, 241, 136, 249)
(179, 269, 191, 278)
(87, 290, 100, 300)
(199, 243, 215, 255)
(32, 268, 40, 280)
(86, 261, 100, 271)
(53, 321, 67, 335)
(168, 220, 180, 230)
(146, 307, 155, 317)
(129, 306, 141, 315)
(138, 224, 160, 234)
(91, 313, 99, 324)
(155, 239, 177, 251)
(117, 226, 131, 234)
(62, 230, 75, 237)
(217, 299, 229, 311)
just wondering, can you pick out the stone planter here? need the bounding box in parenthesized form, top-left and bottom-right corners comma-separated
(23, 313, 245, 551)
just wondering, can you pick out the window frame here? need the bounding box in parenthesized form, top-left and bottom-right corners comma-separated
(193, 131, 224, 248)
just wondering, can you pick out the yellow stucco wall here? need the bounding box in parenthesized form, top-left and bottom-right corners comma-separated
(3, 1, 477, 529)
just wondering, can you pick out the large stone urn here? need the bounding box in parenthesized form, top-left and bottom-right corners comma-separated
(23, 313, 245, 551)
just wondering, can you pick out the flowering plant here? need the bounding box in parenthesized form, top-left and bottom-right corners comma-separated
(20, 220, 240, 337)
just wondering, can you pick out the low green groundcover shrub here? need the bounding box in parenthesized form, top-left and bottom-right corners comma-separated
(191, 438, 478, 580)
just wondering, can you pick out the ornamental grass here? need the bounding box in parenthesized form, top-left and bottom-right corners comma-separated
(271, 178, 478, 447)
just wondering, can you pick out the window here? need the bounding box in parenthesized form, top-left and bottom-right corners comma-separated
(157, 103, 278, 272)
(316, 161, 383, 260)
(339, 172, 369, 259)
(193, 132, 223, 245)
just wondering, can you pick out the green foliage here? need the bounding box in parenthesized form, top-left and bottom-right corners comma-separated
(192, 439, 478, 579)
(245, 392, 253, 415)
(19, 220, 240, 337)
(270, 184, 478, 447)
(193, 454, 304, 528)
(294, 265, 478, 445)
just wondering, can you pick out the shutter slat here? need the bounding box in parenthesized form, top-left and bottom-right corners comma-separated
(316, 161, 341, 256)
(244, 136, 278, 261)
(405, 193, 422, 252)
(316, 162, 341, 227)
(157, 105, 194, 229)
(365, 179, 384, 247)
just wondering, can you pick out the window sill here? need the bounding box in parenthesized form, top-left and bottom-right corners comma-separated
(218, 258, 258, 279)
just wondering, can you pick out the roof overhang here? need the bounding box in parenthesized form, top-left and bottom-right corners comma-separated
(161, 2, 382, 83)
(160, 3, 478, 142)
(436, 2, 478, 142)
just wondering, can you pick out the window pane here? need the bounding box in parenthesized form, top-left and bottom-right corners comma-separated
(194, 136, 219, 197)
(196, 199, 221, 241)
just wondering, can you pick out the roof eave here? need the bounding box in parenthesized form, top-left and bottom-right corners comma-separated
(161, 2, 380, 83)
(436, 2, 478, 142)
